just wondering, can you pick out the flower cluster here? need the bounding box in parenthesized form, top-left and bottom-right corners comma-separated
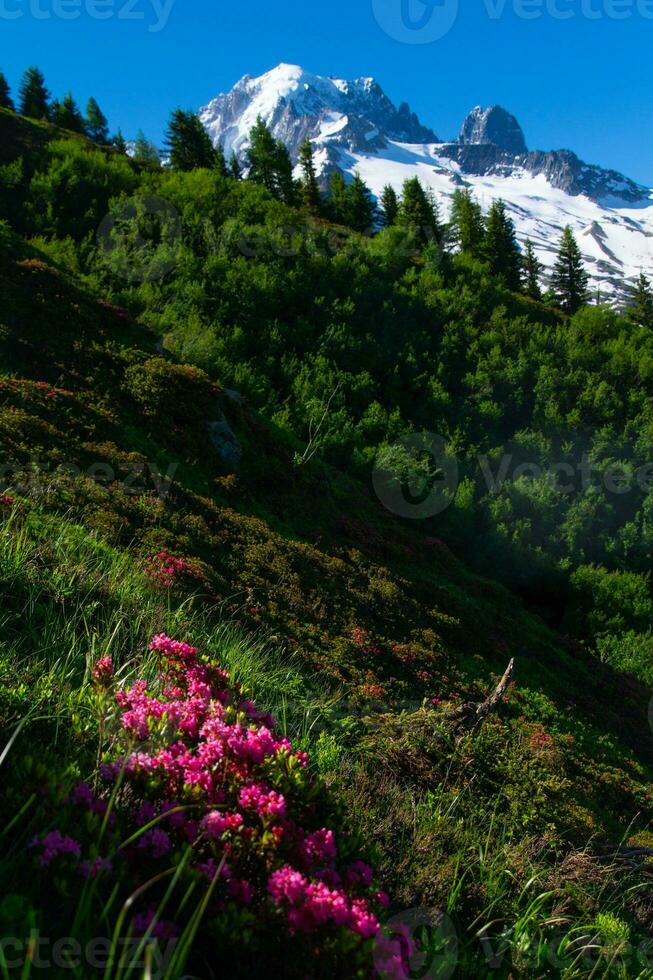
(530, 730, 555, 753)
(268, 865, 379, 937)
(92, 656, 113, 686)
(391, 643, 418, 667)
(143, 551, 194, 589)
(0, 495, 14, 506)
(351, 626, 381, 657)
(360, 675, 386, 701)
(30, 831, 81, 867)
(33, 634, 386, 969)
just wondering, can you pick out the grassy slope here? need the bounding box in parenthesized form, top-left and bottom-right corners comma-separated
(0, 112, 652, 975)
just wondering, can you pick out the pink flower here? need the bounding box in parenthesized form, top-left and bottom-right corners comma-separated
(31, 831, 81, 867)
(70, 783, 94, 807)
(144, 554, 195, 590)
(201, 811, 243, 839)
(149, 633, 198, 663)
(268, 866, 308, 905)
(345, 860, 373, 888)
(239, 784, 286, 820)
(268, 866, 380, 937)
(136, 828, 171, 859)
(34, 631, 388, 954)
(92, 656, 113, 685)
(301, 829, 337, 868)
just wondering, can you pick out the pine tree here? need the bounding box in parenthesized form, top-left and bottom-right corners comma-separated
(214, 143, 228, 178)
(628, 272, 653, 329)
(380, 184, 399, 227)
(229, 152, 242, 180)
(328, 171, 349, 225)
(0, 71, 14, 111)
(164, 108, 216, 171)
(272, 138, 296, 205)
(85, 97, 109, 144)
(133, 130, 160, 165)
(523, 240, 542, 300)
(483, 200, 522, 291)
(18, 66, 50, 120)
(246, 117, 278, 191)
(397, 177, 442, 246)
(246, 117, 296, 204)
(52, 93, 86, 133)
(552, 225, 590, 314)
(346, 172, 376, 233)
(449, 188, 485, 256)
(112, 129, 127, 154)
(298, 139, 322, 215)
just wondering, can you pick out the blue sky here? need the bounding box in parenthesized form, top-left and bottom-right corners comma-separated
(1, 0, 651, 183)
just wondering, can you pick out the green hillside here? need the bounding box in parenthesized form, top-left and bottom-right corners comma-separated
(0, 108, 652, 978)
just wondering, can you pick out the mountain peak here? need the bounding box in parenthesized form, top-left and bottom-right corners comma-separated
(459, 105, 528, 155)
(199, 64, 438, 162)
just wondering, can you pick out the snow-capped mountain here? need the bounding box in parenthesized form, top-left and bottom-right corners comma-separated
(199, 64, 653, 301)
(199, 63, 437, 162)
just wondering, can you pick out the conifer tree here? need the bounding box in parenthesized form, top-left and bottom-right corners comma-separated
(272, 138, 296, 205)
(628, 272, 653, 329)
(133, 130, 160, 165)
(449, 188, 485, 256)
(483, 200, 522, 291)
(52, 93, 86, 133)
(523, 239, 542, 300)
(246, 117, 278, 191)
(229, 152, 242, 180)
(214, 142, 228, 178)
(380, 184, 399, 227)
(164, 108, 217, 171)
(18, 66, 50, 120)
(298, 139, 322, 215)
(85, 97, 109, 144)
(552, 225, 590, 314)
(397, 177, 442, 246)
(346, 172, 376, 233)
(246, 117, 296, 204)
(112, 129, 127, 154)
(328, 171, 349, 225)
(0, 71, 14, 111)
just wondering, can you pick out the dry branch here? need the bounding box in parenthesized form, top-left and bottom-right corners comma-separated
(445, 658, 516, 738)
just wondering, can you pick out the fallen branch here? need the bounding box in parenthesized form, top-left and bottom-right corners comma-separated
(445, 659, 516, 738)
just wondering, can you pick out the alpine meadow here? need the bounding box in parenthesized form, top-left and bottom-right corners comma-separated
(0, 52, 653, 980)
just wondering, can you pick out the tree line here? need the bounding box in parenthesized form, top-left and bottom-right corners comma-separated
(0, 65, 114, 146)
(2, 64, 651, 325)
(161, 106, 653, 324)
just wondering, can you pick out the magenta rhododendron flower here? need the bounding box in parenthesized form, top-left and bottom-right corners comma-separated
(238, 784, 286, 820)
(31, 831, 81, 867)
(201, 810, 244, 839)
(144, 552, 196, 589)
(92, 656, 113, 685)
(268, 866, 380, 938)
(32, 632, 386, 963)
